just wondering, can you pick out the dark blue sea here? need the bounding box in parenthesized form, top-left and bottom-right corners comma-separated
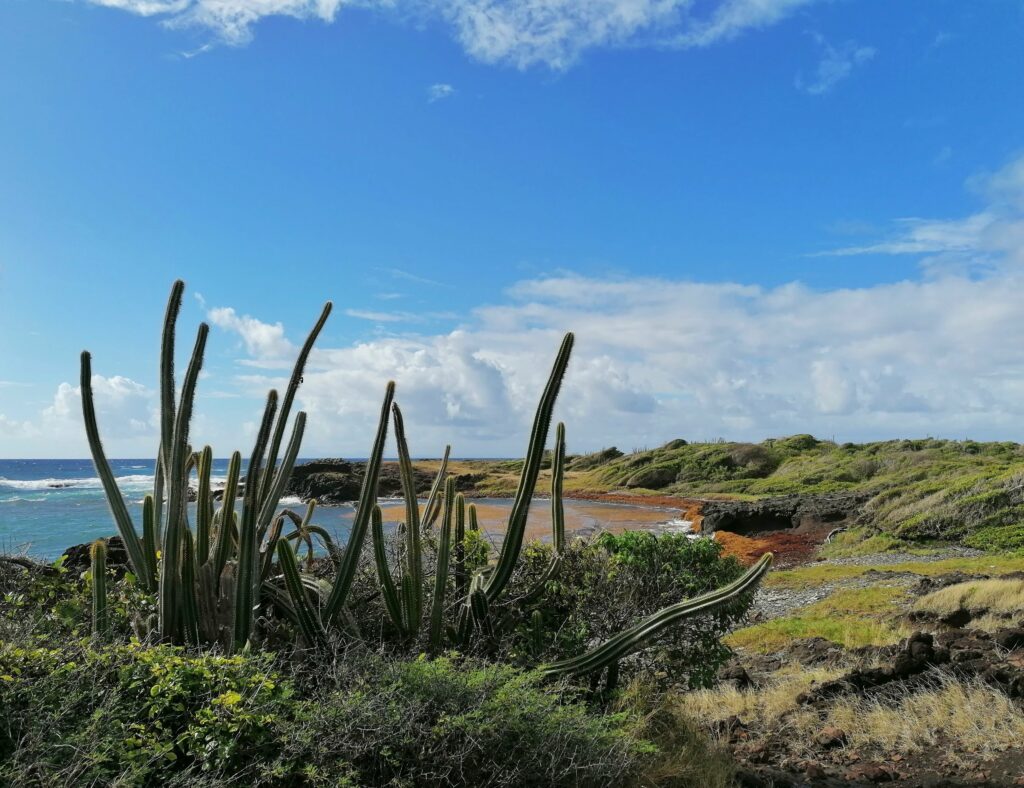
(0, 459, 686, 562)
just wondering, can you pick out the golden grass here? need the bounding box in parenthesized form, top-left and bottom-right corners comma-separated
(821, 675, 1024, 763)
(914, 577, 1024, 617)
(678, 667, 1024, 767)
(676, 663, 846, 729)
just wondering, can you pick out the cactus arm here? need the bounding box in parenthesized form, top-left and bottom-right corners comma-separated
(211, 451, 241, 576)
(522, 422, 568, 603)
(260, 515, 285, 583)
(540, 553, 772, 678)
(323, 381, 395, 624)
(159, 322, 209, 641)
(233, 389, 278, 651)
(522, 554, 563, 604)
(256, 411, 307, 542)
(153, 447, 164, 551)
(391, 403, 423, 632)
(79, 351, 154, 591)
(277, 539, 328, 647)
(90, 539, 109, 639)
(142, 495, 158, 586)
(429, 477, 456, 652)
(196, 446, 214, 565)
(421, 444, 451, 530)
(485, 333, 574, 602)
(469, 573, 494, 640)
(159, 280, 184, 483)
(258, 302, 331, 508)
(468, 503, 479, 532)
(453, 492, 467, 599)
(551, 422, 566, 553)
(371, 504, 405, 634)
(180, 529, 201, 645)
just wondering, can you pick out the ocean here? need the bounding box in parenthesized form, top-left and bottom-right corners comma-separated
(0, 459, 688, 562)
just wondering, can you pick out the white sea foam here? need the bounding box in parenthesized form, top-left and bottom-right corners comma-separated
(278, 496, 304, 505)
(0, 474, 156, 491)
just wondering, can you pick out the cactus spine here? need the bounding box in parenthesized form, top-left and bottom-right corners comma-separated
(90, 539, 108, 639)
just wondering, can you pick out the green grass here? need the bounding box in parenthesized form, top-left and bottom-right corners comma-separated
(766, 554, 1024, 590)
(725, 586, 910, 653)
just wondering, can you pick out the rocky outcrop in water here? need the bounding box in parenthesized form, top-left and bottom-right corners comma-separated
(285, 459, 434, 505)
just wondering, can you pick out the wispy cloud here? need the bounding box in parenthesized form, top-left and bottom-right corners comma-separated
(427, 83, 455, 103)
(815, 153, 1024, 274)
(379, 267, 445, 287)
(84, 0, 826, 70)
(345, 309, 409, 323)
(796, 34, 876, 95)
(345, 308, 458, 323)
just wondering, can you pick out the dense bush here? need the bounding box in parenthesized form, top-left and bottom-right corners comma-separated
(0, 637, 652, 787)
(507, 532, 750, 687)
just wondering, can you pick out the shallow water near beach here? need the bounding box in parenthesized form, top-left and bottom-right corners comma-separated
(0, 459, 689, 561)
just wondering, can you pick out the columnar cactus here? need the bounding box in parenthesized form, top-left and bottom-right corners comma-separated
(90, 539, 109, 639)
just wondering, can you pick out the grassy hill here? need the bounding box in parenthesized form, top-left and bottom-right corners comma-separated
(548, 435, 1024, 550)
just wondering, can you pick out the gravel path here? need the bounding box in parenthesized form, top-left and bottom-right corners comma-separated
(747, 547, 987, 622)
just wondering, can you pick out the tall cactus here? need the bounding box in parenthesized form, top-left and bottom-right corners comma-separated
(90, 539, 109, 639)
(392, 403, 424, 635)
(485, 333, 574, 602)
(81, 280, 331, 647)
(323, 381, 395, 624)
(80, 352, 154, 592)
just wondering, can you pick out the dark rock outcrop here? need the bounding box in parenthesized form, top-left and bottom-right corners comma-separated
(699, 492, 868, 535)
(285, 459, 434, 505)
(61, 535, 132, 577)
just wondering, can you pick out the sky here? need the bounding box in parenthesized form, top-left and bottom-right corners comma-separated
(1, 0, 1024, 459)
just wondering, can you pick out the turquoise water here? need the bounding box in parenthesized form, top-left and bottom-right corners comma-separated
(0, 459, 685, 561)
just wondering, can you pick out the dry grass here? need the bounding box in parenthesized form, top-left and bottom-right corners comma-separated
(674, 663, 847, 729)
(914, 577, 1024, 617)
(821, 674, 1024, 763)
(677, 666, 1024, 768)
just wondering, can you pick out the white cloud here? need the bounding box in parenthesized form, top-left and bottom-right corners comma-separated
(427, 83, 455, 102)
(43, 374, 157, 440)
(84, 0, 824, 69)
(796, 35, 875, 95)
(207, 306, 295, 359)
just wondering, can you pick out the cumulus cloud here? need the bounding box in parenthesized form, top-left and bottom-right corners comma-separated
(43, 374, 157, 440)
(207, 306, 295, 360)
(796, 34, 875, 95)
(84, 0, 824, 69)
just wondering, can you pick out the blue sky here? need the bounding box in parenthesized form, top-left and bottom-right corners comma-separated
(1, 0, 1024, 458)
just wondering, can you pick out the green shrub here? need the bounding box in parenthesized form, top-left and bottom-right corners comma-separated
(269, 655, 651, 787)
(510, 532, 750, 687)
(0, 639, 292, 785)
